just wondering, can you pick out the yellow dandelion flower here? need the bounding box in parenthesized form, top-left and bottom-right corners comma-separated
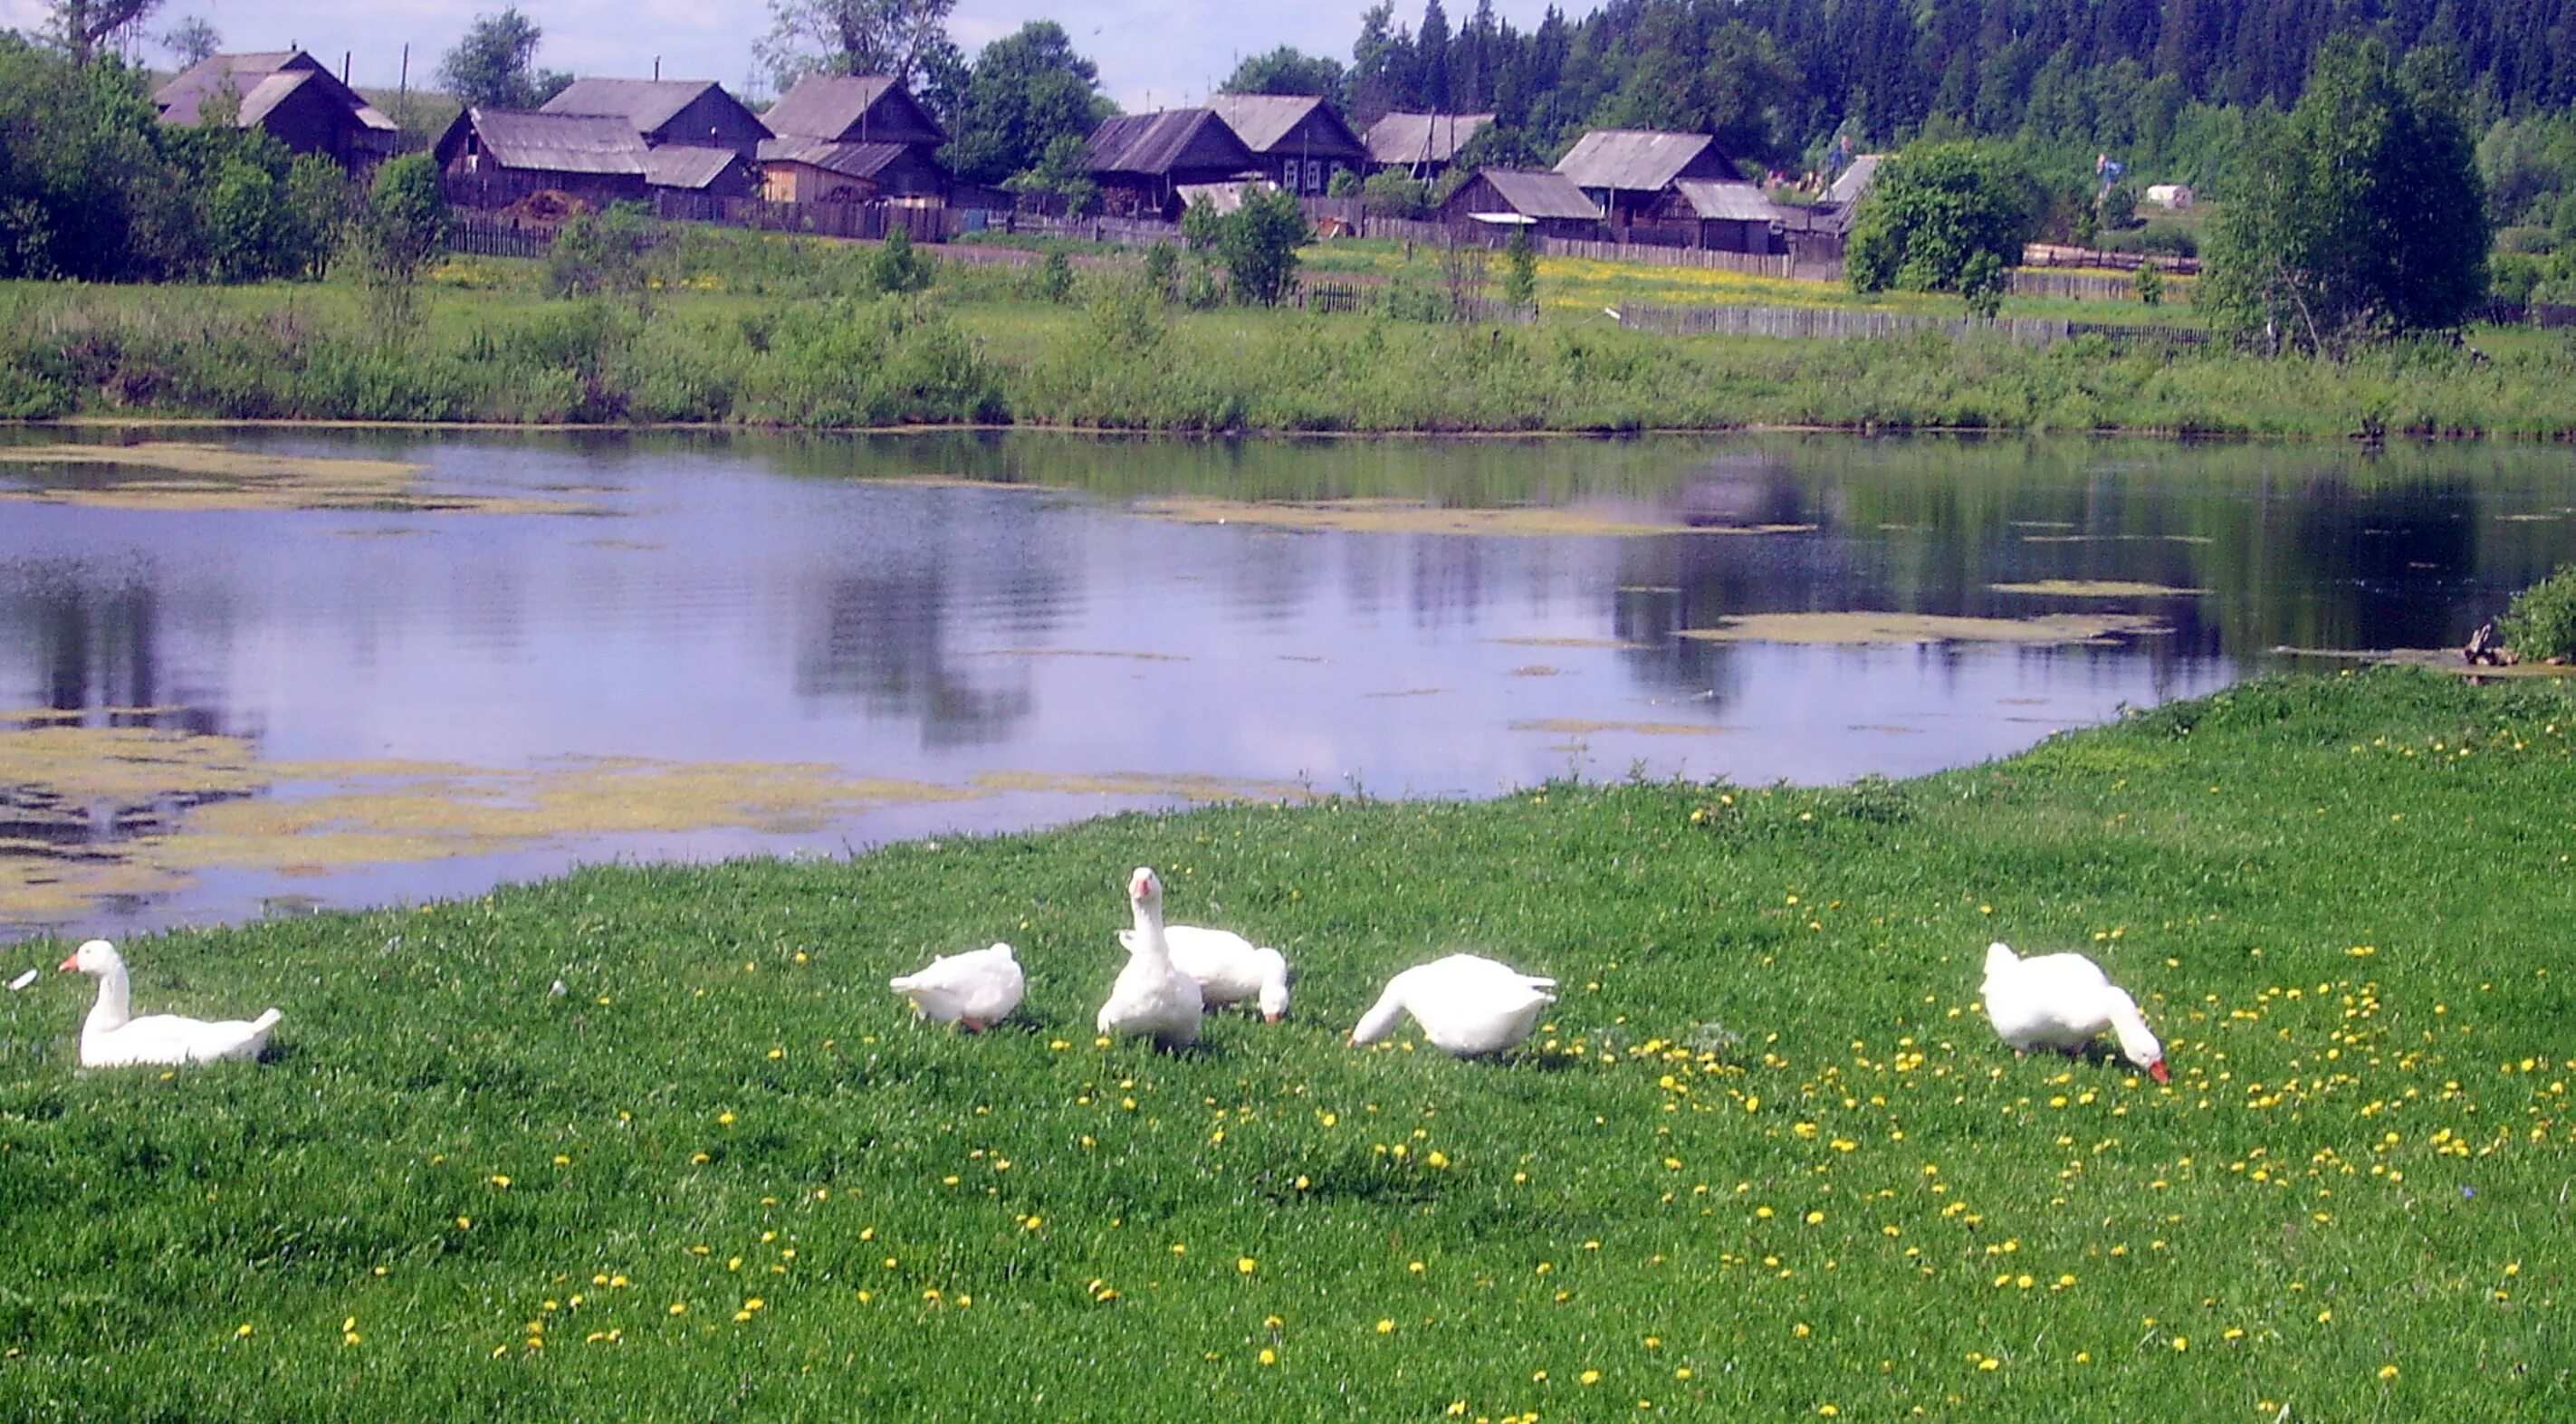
(1238, 1257, 1258, 1275)
(1259, 1348, 1278, 1367)
(2378, 1365, 2399, 1381)
(1377, 1319, 1395, 1334)
(1581, 1370, 1603, 1386)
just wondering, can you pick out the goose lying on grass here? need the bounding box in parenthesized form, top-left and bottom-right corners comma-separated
(889, 942, 1026, 1032)
(1980, 940, 2169, 1082)
(1119, 925, 1290, 1021)
(1350, 953, 1556, 1056)
(1096, 867, 1202, 1049)
(58, 939, 281, 1067)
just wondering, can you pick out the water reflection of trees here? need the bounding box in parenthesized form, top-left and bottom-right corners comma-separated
(0, 561, 231, 734)
(787, 489, 1069, 748)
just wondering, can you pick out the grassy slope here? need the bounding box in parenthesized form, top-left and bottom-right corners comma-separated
(1, 668, 2570, 1419)
(8, 244, 2576, 435)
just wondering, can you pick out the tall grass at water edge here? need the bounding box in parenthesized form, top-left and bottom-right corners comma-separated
(6, 278, 2576, 437)
(0, 668, 2571, 1419)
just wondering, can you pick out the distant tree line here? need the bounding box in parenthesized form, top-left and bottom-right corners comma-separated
(1332, 0, 2576, 183)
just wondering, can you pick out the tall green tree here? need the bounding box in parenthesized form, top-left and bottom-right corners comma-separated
(352, 154, 448, 331)
(158, 14, 217, 66)
(1221, 46, 1346, 100)
(2201, 38, 2490, 350)
(1845, 140, 2041, 317)
(47, 0, 161, 66)
(757, 0, 955, 90)
(436, 8, 569, 110)
(939, 21, 1112, 189)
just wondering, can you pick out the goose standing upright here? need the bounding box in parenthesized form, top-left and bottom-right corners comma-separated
(889, 942, 1026, 1031)
(57, 940, 281, 1067)
(1096, 868, 1202, 1049)
(1119, 924, 1290, 1021)
(1980, 941, 2169, 1082)
(1349, 953, 1556, 1056)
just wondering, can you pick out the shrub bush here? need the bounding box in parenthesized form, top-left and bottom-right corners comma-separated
(2498, 565, 2576, 662)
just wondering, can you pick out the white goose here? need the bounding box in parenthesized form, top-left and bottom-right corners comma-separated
(1980, 941, 2169, 1082)
(1096, 867, 1202, 1049)
(1349, 953, 1556, 1056)
(1118, 925, 1290, 1021)
(889, 942, 1025, 1032)
(58, 939, 281, 1068)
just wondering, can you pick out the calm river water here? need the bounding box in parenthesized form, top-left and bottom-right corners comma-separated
(3, 428, 2571, 940)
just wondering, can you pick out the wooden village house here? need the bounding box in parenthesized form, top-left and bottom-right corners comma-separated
(435, 110, 649, 207)
(1082, 110, 1259, 219)
(153, 50, 397, 169)
(1436, 168, 1603, 239)
(1363, 111, 1492, 181)
(757, 75, 950, 203)
(540, 78, 771, 158)
(1204, 95, 1366, 196)
(1553, 129, 1745, 234)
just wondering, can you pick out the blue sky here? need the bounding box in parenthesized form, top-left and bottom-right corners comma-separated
(5, 0, 1562, 112)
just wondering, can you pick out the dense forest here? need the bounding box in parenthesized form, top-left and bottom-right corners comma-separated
(1339, 0, 2576, 188)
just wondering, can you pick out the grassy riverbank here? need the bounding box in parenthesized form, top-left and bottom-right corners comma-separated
(6, 254, 2574, 436)
(1, 667, 2570, 1419)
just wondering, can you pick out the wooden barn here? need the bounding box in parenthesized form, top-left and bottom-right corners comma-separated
(1206, 95, 1366, 196)
(435, 110, 649, 208)
(1554, 129, 1745, 231)
(1437, 168, 1603, 239)
(153, 50, 397, 169)
(644, 146, 759, 200)
(1363, 111, 1493, 179)
(1656, 179, 1786, 253)
(1082, 110, 1258, 219)
(540, 78, 771, 158)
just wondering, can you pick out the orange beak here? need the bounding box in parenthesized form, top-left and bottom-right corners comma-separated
(2148, 1060, 2171, 1085)
(1263, 1012, 1282, 1024)
(58, 954, 79, 973)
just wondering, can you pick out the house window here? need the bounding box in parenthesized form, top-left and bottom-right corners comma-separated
(1304, 158, 1323, 192)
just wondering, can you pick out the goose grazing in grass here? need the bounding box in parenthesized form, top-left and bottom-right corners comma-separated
(1349, 953, 1556, 1056)
(57, 939, 281, 1068)
(889, 942, 1025, 1032)
(1980, 941, 2169, 1083)
(1119, 925, 1290, 1021)
(1096, 867, 1202, 1049)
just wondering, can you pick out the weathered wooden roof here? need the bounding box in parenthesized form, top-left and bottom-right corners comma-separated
(643, 145, 746, 189)
(756, 137, 912, 181)
(156, 50, 395, 131)
(762, 74, 945, 145)
(1671, 178, 1779, 223)
(1205, 95, 1366, 161)
(439, 110, 647, 175)
(1083, 110, 1257, 177)
(1463, 168, 1600, 220)
(1555, 129, 1738, 193)
(1824, 154, 1884, 207)
(1173, 179, 1280, 215)
(1362, 111, 1493, 167)
(541, 79, 758, 139)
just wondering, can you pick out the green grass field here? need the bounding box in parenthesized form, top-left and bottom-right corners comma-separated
(2, 667, 2569, 1419)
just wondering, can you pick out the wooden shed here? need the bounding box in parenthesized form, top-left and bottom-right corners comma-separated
(1655, 179, 1786, 253)
(1437, 168, 1603, 239)
(435, 110, 649, 209)
(1083, 110, 1259, 219)
(644, 145, 758, 199)
(154, 50, 397, 169)
(541, 79, 771, 158)
(1554, 129, 1744, 231)
(1362, 111, 1493, 179)
(756, 139, 946, 204)
(1205, 95, 1366, 196)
